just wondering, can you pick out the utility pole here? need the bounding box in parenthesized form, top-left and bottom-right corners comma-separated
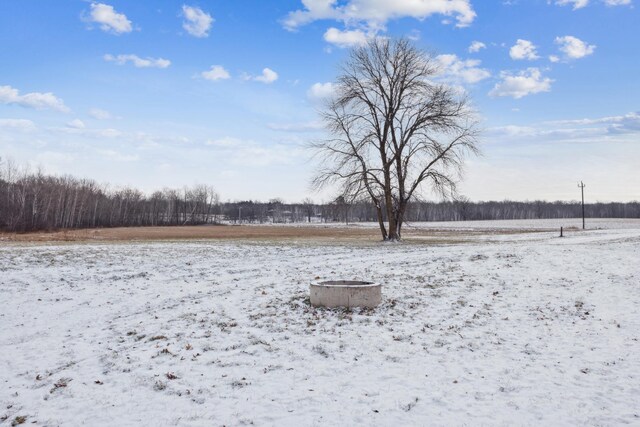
(578, 181, 586, 230)
(238, 206, 242, 224)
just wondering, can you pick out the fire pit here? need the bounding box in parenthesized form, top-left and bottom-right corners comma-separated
(310, 281, 382, 308)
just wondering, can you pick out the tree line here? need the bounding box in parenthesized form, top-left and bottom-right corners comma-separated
(0, 158, 220, 232)
(1, 159, 638, 232)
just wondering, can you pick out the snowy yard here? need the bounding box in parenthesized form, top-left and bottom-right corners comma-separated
(1, 224, 639, 425)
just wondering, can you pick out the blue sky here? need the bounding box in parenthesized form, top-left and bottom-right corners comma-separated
(1, 0, 639, 202)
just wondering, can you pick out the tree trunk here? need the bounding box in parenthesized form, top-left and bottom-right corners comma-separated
(383, 173, 398, 240)
(375, 204, 388, 240)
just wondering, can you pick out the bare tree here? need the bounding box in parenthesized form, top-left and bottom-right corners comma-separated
(301, 197, 315, 223)
(312, 38, 480, 240)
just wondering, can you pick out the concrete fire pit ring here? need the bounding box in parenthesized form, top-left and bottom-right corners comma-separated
(310, 281, 382, 308)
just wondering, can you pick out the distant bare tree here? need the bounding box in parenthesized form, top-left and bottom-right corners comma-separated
(312, 38, 480, 240)
(302, 197, 315, 222)
(454, 196, 472, 221)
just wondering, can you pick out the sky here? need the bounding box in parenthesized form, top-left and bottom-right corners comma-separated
(0, 0, 639, 203)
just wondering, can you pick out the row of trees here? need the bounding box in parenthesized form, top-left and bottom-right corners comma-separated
(1, 160, 638, 232)
(226, 199, 640, 224)
(0, 158, 220, 232)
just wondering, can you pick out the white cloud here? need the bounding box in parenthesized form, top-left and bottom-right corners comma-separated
(67, 119, 86, 129)
(0, 119, 36, 132)
(204, 137, 304, 167)
(253, 68, 279, 84)
(57, 126, 122, 138)
(323, 27, 368, 47)
(489, 68, 553, 99)
(87, 3, 132, 34)
(603, 0, 631, 5)
(407, 29, 421, 41)
(182, 5, 214, 38)
(555, 0, 589, 9)
(34, 152, 77, 168)
(307, 82, 336, 100)
(134, 132, 189, 146)
(228, 144, 304, 167)
(201, 65, 231, 81)
(104, 54, 171, 68)
(0, 85, 70, 112)
(555, 0, 631, 8)
(509, 39, 539, 60)
(546, 111, 640, 134)
(549, 55, 560, 63)
(282, 0, 476, 30)
(486, 112, 640, 152)
(205, 137, 243, 147)
(487, 125, 604, 144)
(606, 112, 640, 134)
(89, 108, 113, 120)
(98, 149, 138, 162)
(268, 121, 324, 132)
(555, 35, 596, 59)
(436, 54, 491, 84)
(488, 125, 537, 137)
(468, 41, 486, 53)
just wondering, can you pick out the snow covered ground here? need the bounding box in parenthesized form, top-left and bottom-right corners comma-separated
(1, 222, 639, 425)
(257, 218, 640, 231)
(402, 217, 640, 231)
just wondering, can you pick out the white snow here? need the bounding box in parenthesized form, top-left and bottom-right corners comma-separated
(1, 222, 639, 425)
(258, 218, 640, 231)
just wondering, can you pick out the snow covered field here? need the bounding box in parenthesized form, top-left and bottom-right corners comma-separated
(261, 218, 640, 231)
(1, 222, 639, 425)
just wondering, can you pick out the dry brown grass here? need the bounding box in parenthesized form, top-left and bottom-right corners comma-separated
(0, 224, 541, 244)
(0, 225, 372, 242)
